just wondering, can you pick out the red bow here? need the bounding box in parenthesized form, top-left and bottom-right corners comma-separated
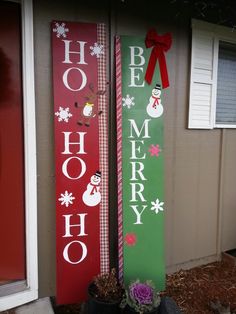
(145, 29, 172, 89)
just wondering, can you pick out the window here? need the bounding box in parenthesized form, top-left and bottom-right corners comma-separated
(216, 42, 236, 126)
(188, 19, 236, 129)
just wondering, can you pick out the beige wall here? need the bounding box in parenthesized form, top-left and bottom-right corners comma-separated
(33, 0, 236, 297)
(221, 130, 236, 251)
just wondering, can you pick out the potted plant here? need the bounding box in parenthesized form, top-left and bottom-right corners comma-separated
(120, 279, 161, 314)
(87, 268, 124, 314)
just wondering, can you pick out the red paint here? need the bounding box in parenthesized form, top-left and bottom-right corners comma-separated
(145, 29, 172, 88)
(124, 233, 137, 246)
(52, 21, 102, 304)
(0, 2, 26, 281)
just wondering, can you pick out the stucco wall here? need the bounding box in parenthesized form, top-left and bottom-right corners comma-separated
(33, 0, 236, 297)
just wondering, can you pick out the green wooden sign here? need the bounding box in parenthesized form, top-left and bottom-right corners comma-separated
(116, 35, 166, 290)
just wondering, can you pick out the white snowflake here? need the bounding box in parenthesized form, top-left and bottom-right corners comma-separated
(150, 198, 164, 214)
(58, 191, 75, 207)
(53, 22, 69, 38)
(55, 107, 72, 122)
(90, 43, 104, 58)
(122, 94, 135, 109)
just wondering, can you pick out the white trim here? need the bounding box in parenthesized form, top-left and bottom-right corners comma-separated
(215, 124, 236, 129)
(211, 37, 219, 128)
(188, 29, 196, 129)
(0, 0, 38, 310)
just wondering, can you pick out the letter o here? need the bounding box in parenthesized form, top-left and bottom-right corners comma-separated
(63, 240, 87, 264)
(63, 67, 87, 91)
(62, 156, 86, 180)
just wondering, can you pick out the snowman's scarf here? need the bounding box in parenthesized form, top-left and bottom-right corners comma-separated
(90, 183, 99, 195)
(152, 95, 160, 108)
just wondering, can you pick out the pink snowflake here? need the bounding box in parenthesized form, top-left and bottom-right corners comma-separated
(149, 144, 161, 157)
(124, 233, 137, 246)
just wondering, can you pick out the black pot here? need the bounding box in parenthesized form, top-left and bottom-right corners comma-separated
(123, 304, 158, 314)
(158, 296, 182, 314)
(88, 297, 121, 314)
(87, 282, 121, 314)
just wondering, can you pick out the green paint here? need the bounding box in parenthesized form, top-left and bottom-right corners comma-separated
(121, 36, 165, 290)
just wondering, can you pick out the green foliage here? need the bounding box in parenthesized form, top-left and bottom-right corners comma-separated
(169, 0, 236, 29)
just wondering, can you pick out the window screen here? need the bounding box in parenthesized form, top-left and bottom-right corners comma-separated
(216, 42, 236, 125)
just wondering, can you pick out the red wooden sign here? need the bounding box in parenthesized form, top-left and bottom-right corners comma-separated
(52, 21, 109, 304)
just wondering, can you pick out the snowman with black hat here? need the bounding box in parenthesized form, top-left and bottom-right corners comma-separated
(146, 83, 164, 118)
(82, 170, 101, 207)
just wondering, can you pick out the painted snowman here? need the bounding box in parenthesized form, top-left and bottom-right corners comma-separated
(82, 171, 101, 207)
(146, 83, 163, 118)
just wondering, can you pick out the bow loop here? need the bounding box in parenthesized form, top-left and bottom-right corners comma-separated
(145, 29, 172, 88)
(145, 29, 172, 51)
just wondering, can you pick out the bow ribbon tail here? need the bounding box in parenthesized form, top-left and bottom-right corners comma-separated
(145, 49, 158, 85)
(158, 50, 169, 89)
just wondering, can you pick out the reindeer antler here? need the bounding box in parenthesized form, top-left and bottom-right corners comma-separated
(97, 81, 109, 96)
(89, 83, 94, 93)
(97, 90, 106, 96)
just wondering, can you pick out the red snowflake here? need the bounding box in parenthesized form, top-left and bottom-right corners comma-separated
(124, 233, 137, 246)
(149, 144, 161, 157)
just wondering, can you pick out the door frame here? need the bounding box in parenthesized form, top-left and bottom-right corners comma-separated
(0, 0, 38, 310)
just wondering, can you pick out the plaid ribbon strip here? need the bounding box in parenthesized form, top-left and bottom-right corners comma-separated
(115, 36, 124, 283)
(98, 23, 110, 274)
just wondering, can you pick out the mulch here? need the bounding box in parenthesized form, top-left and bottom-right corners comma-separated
(164, 256, 236, 313)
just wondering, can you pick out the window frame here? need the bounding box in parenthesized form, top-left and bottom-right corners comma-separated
(189, 19, 236, 129)
(0, 0, 38, 310)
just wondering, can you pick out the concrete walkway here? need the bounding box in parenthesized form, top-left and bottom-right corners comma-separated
(15, 298, 54, 314)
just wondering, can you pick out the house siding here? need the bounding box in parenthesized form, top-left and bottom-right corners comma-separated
(33, 0, 236, 297)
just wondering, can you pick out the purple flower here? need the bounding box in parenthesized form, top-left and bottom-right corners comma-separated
(130, 282, 154, 305)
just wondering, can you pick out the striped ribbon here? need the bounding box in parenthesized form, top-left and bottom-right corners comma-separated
(115, 36, 124, 283)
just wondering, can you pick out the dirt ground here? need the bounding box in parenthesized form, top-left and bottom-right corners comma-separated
(164, 256, 236, 313)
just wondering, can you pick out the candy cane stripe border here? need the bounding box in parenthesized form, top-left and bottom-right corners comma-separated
(115, 36, 124, 282)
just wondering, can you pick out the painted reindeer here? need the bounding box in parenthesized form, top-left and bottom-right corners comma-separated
(74, 83, 105, 127)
